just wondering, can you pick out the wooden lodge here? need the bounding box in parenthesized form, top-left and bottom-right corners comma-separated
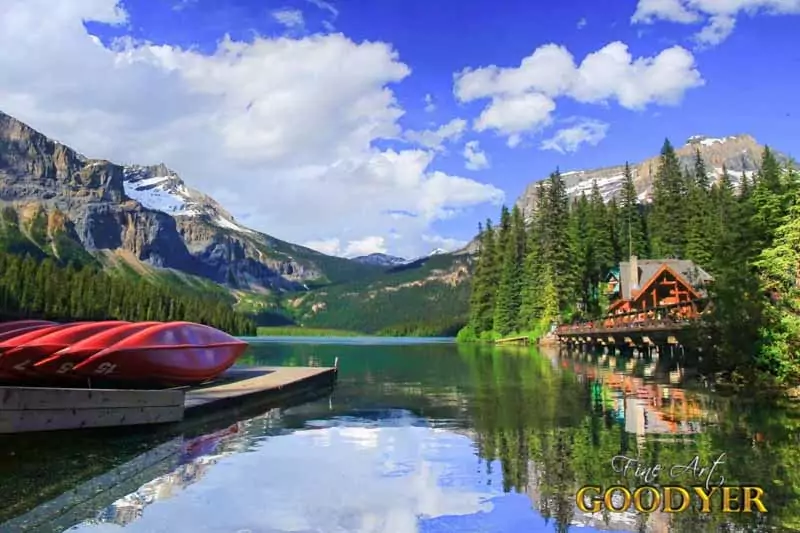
(556, 256, 713, 348)
(603, 256, 713, 325)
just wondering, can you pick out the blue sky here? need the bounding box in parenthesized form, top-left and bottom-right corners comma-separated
(1, 0, 798, 257)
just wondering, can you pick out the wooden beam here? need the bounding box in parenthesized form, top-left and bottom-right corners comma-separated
(0, 386, 183, 411)
(0, 406, 182, 433)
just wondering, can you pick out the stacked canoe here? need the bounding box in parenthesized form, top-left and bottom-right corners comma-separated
(0, 320, 249, 388)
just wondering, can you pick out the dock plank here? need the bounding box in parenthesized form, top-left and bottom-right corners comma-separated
(184, 366, 336, 413)
(0, 405, 183, 433)
(0, 386, 183, 411)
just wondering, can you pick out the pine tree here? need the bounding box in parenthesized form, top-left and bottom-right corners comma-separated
(754, 164, 800, 381)
(494, 206, 525, 335)
(751, 146, 790, 252)
(542, 170, 575, 312)
(617, 162, 647, 259)
(649, 139, 687, 258)
(519, 187, 547, 332)
(468, 219, 499, 335)
(684, 152, 713, 268)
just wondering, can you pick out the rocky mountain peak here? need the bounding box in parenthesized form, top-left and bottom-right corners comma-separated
(0, 110, 379, 291)
(352, 253, 408, 267)
(515, 133, 788, 218)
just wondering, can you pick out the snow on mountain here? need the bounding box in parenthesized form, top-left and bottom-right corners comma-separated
(516, 134, 785, 219)
(352, 253, 408, 266)
(565, 171, 627, 202)
(123, 164, 253, 234)
(686, 135, 737, 147)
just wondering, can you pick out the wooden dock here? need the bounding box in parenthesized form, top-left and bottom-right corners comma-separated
(0, 387, 184, 434)
(184, 366, 338, 416)
(0, 365, 338, 434)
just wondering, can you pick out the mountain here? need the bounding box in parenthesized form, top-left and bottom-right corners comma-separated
(0, 110, 380, 292)
(0, 110, 472, 333)
(515, 134, 791, 217)
(352, 253, 408, 267)
(285, 253, 473, 334)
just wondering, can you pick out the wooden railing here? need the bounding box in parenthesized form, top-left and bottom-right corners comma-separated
(555, 299, 708, 336)
(555, 316, 694, 336)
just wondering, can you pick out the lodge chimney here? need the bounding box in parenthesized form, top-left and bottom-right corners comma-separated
(630, 255, 639, 291)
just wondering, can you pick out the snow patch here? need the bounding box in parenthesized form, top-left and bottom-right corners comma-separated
(687, 135, 737, 147)
(566, 174, 627, 202)
(123, 177, 201, 216)
(215, 216, 254, 234)
(123, 165, 202, 217)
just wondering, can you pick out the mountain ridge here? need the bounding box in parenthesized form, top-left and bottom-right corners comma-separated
(515, 133, 792, 218)
(0, 110, 381, 292)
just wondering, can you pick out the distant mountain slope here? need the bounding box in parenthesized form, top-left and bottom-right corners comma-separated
(0, 110, 379, 291)
(516, 134, 791, 216)
(281, 253, 473, 334)
(352, 253, 408, 267)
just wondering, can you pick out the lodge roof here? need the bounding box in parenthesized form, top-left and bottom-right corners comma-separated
(618, 259, 713, 300)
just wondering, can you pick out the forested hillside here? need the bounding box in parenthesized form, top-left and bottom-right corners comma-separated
(277, 253, 472, 335)
(0, 250, 255, 335)
(461, 139, 800, 384)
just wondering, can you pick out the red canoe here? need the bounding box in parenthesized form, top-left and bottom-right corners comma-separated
(35, 321, 162, 381)
(0, 324, 88, 381)
(0, 323, 59, 345)
(0, 320, 58, 335)
(72, 321, 249, 386)
(0, 321, 130, 379)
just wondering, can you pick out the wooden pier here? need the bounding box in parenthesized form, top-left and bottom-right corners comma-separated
(184, 366, 338, 416)
(0, 365, 338, 434)
(555, 319, 694, 350)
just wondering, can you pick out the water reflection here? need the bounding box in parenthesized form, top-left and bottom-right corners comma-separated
(462, 344, 798, 532)
(1, 340, 798, 532)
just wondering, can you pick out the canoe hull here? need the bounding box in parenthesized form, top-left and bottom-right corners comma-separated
(0, 320, 57, 335)
(2, 321, 248, 387)
(72, 342, 248, 386)
(34, 322, 160, 382)
(0, 321, 129, 380)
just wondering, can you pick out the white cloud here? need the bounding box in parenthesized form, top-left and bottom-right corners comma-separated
(172, 0, 197, 11)
(0, 0, 504, 259)
(424, 93, 436, 112)
(306, 236, 389, 257)
(404, 118, 467, 150)
(540, 119, 609, 153)
(474, 93, 556, 144)
(631, 0, 800, 46)
(454, 41, 703, 145)
(463, 140, 490, 171)
(577, 17, 588, 29)
(422, 234, 468, 252)
(303, 238, 342, 256)
(306, 0, 339, 18)
(272, 8, 305, 29)
(631, 0, 700, 23)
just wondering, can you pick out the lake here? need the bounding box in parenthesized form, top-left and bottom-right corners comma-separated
(1, 338, 798, 532)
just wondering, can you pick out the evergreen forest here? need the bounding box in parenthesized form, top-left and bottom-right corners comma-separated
(0, 251, 256, 335)
(459, 139, 800, 385)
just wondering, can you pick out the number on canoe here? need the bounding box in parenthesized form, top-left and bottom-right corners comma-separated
(12, 359, 31, 372)
(94, 362, 118, 375)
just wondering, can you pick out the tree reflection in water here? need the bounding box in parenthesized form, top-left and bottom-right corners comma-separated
(458, 343, 800, 532)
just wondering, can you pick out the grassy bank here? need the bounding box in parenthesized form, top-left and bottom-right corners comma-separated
(255, 326, 364, 337)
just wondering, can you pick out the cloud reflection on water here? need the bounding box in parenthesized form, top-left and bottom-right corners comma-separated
(67, 416, 509, 533)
